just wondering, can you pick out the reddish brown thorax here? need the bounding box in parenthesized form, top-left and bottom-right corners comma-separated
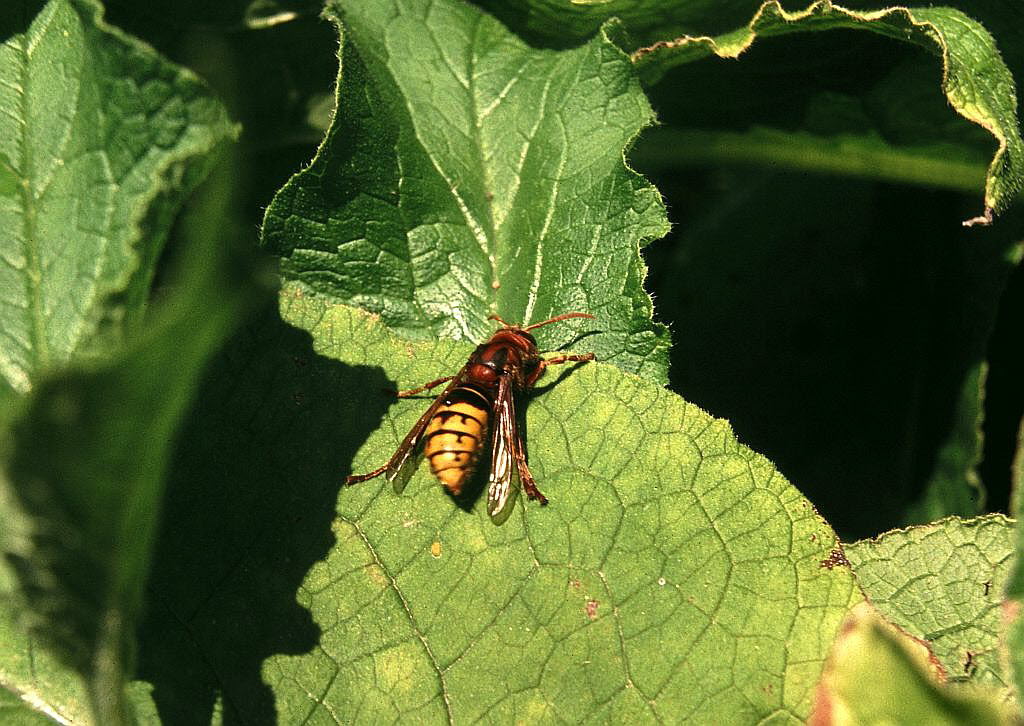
(467, 328, 541, 390)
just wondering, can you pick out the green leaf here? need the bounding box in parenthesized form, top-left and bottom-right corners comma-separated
(812, 603, 1010, 725)
(629, 1, 1024, 222)
(0, 201, 249, 724)
(0, 3, 243, 720)
(845, 516, 1014, 698)
(261, 0, 671, 384)
(0, 0, 236, 393)
(135, 290, 858, 722)
(0, 192, 249, 724)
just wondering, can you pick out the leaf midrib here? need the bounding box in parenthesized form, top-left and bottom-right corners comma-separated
(16, 21, 49, 384)
(465, 13, 499, 298)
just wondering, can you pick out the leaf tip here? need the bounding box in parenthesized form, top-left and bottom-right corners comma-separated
(962, 207, 994, 227)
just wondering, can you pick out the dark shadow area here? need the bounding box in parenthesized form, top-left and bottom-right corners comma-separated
(104, 0, 336, 233)
(632, 29, 1020, 540)
(553, 328, 603, 352)
(470, 0, 772, 51)
(532, 360, 592, 396)
(0, 1, 45, 39)
(135, 299, 391, 725)
(449, 462, 489, 514)
(641, 164, 1017, 540)
(981, 258, 1024, 513)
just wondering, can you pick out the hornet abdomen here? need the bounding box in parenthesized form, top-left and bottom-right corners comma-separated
(422, 386, 490, 495)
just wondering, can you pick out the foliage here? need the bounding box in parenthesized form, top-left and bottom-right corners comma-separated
(1, 0, 1022, 723)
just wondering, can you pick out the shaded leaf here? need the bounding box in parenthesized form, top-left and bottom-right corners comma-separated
(474, 0, 758, 48)
(0, 198, 248, 724)
(131, 297, 396, 725)
(0, 553, 88, 725)
(901, 364, 987, 525)
(221, 291, 859, 722)
(0, 125, 249, 726)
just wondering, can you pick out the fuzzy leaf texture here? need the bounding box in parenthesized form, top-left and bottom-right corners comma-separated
(261, 0, 672, 384)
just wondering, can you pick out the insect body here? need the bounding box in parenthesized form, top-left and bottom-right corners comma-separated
(422, 386, 489, 494)
(345, 312, 595, 524)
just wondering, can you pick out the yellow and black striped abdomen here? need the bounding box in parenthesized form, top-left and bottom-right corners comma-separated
(423, 387, 490, 495)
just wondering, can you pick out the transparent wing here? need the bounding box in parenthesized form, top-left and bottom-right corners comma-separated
(386, 372, 466, 494)
(487, 374, 522, 525)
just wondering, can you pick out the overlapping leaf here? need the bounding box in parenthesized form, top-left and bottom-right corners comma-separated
(1005, 418, 1024, 705)
(0, 0, 236, 393)
(262, 0, 671, 383)
(845, 516, 1014, 698)
(476, 2, 1023, 221)
(812, 603, 1009, 725)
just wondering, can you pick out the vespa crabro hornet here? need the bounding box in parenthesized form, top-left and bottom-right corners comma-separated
(346, 313, 595, 524)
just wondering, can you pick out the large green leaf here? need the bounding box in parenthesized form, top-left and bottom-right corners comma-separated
(261, 0, 671, 383)
(845, 516, 1014, 698)
(0, 0, 235, 393)
(134, 289, 859, 722)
